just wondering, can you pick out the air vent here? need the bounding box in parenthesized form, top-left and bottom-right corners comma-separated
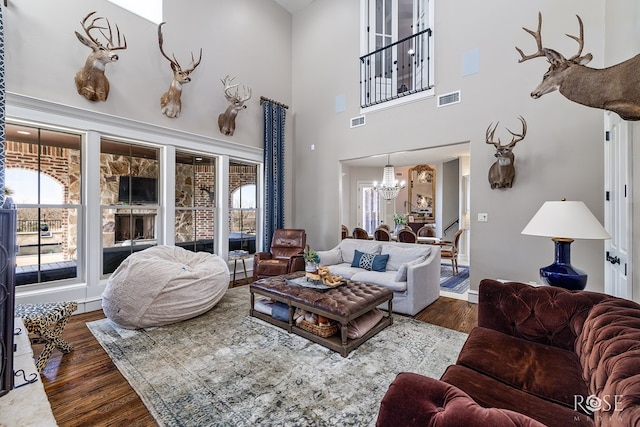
(437, 90, 461, 107)
(350, 115, 366, 128)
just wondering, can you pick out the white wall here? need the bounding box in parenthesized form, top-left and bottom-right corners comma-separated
(291, 0, 616, 296)
(4, 0, 294, 307)
(5, 0, 292, 148)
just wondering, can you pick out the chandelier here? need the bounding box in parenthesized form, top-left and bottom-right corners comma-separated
(374, 155, 406, 200)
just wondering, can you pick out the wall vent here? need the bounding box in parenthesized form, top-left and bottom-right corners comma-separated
(350, 115, 366, 128)
(437, 90, 461, 107)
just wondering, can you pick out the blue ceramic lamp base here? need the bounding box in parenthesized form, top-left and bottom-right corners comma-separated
(539, 238, 588, 291)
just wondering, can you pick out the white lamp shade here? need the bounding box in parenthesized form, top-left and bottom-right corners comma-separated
(521, 200, 611, 240)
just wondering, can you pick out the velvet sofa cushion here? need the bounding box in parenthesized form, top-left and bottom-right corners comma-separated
(376, 372, 546, 427)
(575, 298, 640, 425)
(441, 365, 595, 427)
(478, 279, 609, 351)
(456, 327, 589, 408)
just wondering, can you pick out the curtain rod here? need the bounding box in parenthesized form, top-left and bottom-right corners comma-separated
(260, 96, 289, 110)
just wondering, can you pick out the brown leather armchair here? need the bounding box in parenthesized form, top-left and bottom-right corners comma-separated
(253, 229, 307, 280)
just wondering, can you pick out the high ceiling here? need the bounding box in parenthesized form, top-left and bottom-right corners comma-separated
(273, 0, 315, 13)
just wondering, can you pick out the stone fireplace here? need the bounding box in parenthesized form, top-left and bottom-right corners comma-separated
(114, 213, 156, 243)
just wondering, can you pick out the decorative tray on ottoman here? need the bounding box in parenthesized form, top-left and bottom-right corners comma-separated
(285, 276, 346, 291)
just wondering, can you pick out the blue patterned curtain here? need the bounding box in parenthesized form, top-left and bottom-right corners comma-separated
(0, 5, 5, 207)
(262, 101, 286, 251)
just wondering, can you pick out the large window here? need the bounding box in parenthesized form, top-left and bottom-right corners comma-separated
(175, 152, 216, 253)
(5, 123, 82, 286)
(229, 162, 257, 254)
(100, 139, 159, 275)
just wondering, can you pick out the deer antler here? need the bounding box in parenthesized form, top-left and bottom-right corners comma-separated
(221, 75, 252, 104)
(158, 22, 178, 68)
(486, 116, 527, 148)
(566, 15, 592, 63)
(221, 75, 240, 102)
(158, 22, 202, 73)
(80, 11, 126, 51)
(504, 116, 527, 148)
(486, 121, 502, 147)
(515, 12, 545, 63)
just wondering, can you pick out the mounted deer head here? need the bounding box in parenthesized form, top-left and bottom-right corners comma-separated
(74, 11, 127, 102)
(516, 12, 640, 121)
(218, 75, 252, 136)
(486, 116, 527, 189)
(158, 22, 202, 118)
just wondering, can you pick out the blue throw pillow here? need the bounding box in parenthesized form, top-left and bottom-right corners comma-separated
(371, 254, 389, 272)
(351, 250, 389, 272)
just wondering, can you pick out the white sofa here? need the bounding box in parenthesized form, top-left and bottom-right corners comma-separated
(317, 239, 441, 316)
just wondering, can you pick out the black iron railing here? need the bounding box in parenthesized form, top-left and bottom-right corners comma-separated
(17, 219, 63, 233)
(360, 28, 433, 108)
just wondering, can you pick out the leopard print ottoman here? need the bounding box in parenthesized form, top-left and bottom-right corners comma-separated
(15, 301, 78, 372)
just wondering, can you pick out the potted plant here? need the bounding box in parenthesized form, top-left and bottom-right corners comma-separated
(393, 213, 408, 235)
(304, 244, 320, 272)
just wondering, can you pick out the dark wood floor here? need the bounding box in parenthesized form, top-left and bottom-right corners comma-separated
(38, 284, 477, 426)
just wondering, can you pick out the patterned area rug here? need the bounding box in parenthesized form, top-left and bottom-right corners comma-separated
(87, 286, 467, 427)
(440, 264, 470, 294)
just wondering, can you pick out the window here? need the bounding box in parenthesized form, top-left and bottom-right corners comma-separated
(175, 152, 216, 253)
(100, 138, 159, 275)
(360, 0, 434, 108)
(105, 0, 162, 24)
(358, 183, 383, 235)
(229, 162, 257, 254)
(5, 123, 82, 286)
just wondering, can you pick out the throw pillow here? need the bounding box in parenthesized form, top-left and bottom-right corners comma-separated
(382, 244, 432, 271)
(394, 255, 426, 282)
(351, 250, 389, 272)
(317, 248, 343, 265)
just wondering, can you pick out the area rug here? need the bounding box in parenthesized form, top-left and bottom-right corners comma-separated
(87, 286, 468, 426)
(440, 264, 470, 294)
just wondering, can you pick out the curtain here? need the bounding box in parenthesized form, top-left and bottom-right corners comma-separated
(0, 5, 5, 207)
(262, 101, 286, 251)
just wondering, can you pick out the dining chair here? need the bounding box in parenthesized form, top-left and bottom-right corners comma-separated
(417, 224, 437, 238)
(341, 225, 349, 240)
(397, 228, 417, 243)
(352, 227, 369, 240)
(440, 229, 464, 275)
(374, 227, 391, 241)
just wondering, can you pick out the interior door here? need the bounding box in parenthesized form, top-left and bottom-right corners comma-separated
(604, 112, 633, 299)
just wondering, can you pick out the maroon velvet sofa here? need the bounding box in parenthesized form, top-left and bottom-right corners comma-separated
(376, 279, 640, 427)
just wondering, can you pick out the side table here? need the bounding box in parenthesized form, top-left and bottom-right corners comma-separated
(229, 251, 252, 286)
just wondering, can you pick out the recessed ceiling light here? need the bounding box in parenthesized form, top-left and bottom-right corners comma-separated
(17, 130, 31, 135)
(195, 157, 203, 161)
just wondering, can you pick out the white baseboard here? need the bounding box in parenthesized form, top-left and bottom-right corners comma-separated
(467, 289, 478, 304)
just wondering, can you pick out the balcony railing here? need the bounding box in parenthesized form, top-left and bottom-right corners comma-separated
(360, 28, 433, 108)
(17, 219, 63, 233)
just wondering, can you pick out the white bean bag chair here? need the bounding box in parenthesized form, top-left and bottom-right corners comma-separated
(102, 245, 230, 329)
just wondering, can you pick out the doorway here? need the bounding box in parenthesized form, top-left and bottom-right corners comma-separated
(604, 112, 633, 299)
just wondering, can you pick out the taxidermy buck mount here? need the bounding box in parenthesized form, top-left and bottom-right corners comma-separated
(74, 11, 127, 102)
(486, 116, 527, 189)
(158, 22, 202, 118)
(218, 75, 252, 136)
(516, 12, 640, 121)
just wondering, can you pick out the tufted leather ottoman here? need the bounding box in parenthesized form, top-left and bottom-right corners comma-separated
(250, 272, 393, 356)
(15, 301, 78, 372)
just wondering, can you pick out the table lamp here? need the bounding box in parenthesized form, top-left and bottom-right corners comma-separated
(521, 200, 611, 290)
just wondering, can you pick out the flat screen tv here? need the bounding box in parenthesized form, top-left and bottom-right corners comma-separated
(118, 176, 158, 203)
